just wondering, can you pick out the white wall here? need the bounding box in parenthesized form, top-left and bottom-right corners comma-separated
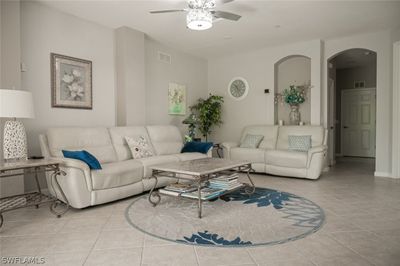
(145, 37, 208, 133)
(323, 31, 393, 176)
(276, 56, 311, 125)
(208, 39, 322, 143)
(20, 1, 116, 190)
(0, 0, 25, 197)
(336, 65, 377, 90)
(115, 26, 146, 126)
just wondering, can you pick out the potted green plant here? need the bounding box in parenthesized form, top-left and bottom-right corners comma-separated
(282, 85, 306, 125)
(189, 94, 224, 141)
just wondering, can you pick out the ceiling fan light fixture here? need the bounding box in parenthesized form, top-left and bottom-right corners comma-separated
(186, 9, 213, 31)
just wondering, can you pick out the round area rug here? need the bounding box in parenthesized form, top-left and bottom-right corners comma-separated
(125, 187, 325, 247)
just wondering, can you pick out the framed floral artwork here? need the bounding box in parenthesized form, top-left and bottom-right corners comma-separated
(51, 53, 92, 109)
(168, 83, 186, 115)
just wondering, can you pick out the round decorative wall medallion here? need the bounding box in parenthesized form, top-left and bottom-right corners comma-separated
(228, 77, 249, 100)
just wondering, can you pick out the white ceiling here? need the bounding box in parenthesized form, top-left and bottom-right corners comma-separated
(36, 0, 400, 59)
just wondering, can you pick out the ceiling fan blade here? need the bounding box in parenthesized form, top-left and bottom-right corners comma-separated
(149, 9, 185, 14)
(211, 10, 241, 21)
(217, 0, 235, 4)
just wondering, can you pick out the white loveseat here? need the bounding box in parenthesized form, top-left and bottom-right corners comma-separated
(222, 126, 328, 180)
(39, 125, 210, 209)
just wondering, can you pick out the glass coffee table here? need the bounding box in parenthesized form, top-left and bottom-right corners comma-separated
(148, 158, 255, 218)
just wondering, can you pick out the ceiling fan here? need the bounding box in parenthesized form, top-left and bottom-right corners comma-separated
(149, 0, 241, 31)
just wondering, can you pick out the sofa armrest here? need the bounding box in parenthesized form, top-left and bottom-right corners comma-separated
(52, 157, 93, 191)
(307, 145, 327, 168)
(221, 142, 239, 159)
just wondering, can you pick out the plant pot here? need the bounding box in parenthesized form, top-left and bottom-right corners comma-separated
(289, 105, 301, 125)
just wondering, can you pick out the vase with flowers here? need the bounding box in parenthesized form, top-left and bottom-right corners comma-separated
(282, 85, 306, 125)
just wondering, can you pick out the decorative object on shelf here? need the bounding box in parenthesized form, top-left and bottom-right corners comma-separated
(51, 53, 92, 109)
(0, 89, 35, 161)
(168, 83, 186, 115)
(228, 77, 249, 100)
(275, 85, 310, 125)
(190, 94, 224, 141)
(278, 120, 284, 126)
(289, 104, 301, 125)
(182, 113, 198, 141)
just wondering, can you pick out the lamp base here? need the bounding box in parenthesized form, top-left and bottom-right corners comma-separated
(3, 120, 28, 160)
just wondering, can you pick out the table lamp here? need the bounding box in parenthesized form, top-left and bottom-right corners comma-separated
(0, 89, 35, 161)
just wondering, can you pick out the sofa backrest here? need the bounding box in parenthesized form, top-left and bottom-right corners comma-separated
(276, 126, 325, 150)
(146, 125, 183, 155)
(46, 127, 117, 163)
(108, 126, 154, 161)
(240, 125, 279, 150)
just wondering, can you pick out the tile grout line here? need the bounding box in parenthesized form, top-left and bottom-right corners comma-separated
(193, 246, 201, 266)
(244, 248, 258, 266)
(327, 232, 378, 266)
(82, 213, 113, 265)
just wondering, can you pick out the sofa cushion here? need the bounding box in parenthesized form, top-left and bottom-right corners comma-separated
(146, 125, 183, 155)
(108, 126, 154, 161)
(47, 127, 117, 163)
(125, 136, 154, 159)
(288, 135, 312, 152)
(240, 126, 279, 150)
(230, 148, 265, 163)
(173, 152, 208, 162)
(265, 150, 307, 168)
(136, 155, 180, 178)
(181, 142, 213, 154)
(276, 126, 324, 150)
(62, 150, 102, 170)
(91, 160, 143, 190)
(240, 134, 264, 148)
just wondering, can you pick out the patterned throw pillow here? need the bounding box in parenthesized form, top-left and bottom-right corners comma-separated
(240, 134, 264, 148)
(125, 136, 154, 159)
(288, 135, 312, 152)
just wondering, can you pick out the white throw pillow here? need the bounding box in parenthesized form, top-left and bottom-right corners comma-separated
(125, 136, 154, 159)
(288, 135, 312, 152)
(240, 134, 264, 148)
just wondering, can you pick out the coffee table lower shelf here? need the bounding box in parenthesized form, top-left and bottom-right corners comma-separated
(158, 183, 246, 201)
(148, 159, 255, 218)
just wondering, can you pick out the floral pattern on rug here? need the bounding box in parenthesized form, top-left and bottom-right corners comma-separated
(178, 231, 252, 246)
(219, 187, 291, 209)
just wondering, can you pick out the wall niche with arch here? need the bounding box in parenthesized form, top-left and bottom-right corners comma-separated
(274, 55, 311, 125)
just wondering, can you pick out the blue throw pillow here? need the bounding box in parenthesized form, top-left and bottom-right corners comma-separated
(181, 142, 213, 154)
(62, 150, 102, 170)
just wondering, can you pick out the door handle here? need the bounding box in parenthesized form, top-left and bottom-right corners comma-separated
(343, 126, 349, 129)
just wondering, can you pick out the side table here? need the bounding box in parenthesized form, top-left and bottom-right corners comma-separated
(0, 159, 69, 227)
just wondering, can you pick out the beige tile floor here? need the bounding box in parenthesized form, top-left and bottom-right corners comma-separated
(1, 158, 400, 266)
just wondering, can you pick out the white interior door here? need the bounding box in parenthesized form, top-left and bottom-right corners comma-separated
(341, 88, 376, 157)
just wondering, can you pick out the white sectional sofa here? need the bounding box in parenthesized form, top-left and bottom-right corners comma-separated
(222, 125, 328, 180)
(39, 125, 210, 209)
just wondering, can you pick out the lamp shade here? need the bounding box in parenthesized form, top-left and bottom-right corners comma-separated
(0, 89, 35, 118)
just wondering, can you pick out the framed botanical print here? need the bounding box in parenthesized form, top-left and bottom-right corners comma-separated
(51, 53, 92, 109)
(168, 83, 186, 115)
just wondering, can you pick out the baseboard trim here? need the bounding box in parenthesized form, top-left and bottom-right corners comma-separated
(374, 171, 396, 178)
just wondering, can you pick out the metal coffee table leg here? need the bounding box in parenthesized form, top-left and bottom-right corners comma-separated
(197, 179, 202, 218)
(148, 174, 161, 206)
(244, 165, 256, 195)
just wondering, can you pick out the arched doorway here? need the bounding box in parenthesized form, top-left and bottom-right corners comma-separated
(327, 48, 377, 170)
(274, 55, 311, 125)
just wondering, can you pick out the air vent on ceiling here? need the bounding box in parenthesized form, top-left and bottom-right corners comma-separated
(158, 51, 171, 64)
